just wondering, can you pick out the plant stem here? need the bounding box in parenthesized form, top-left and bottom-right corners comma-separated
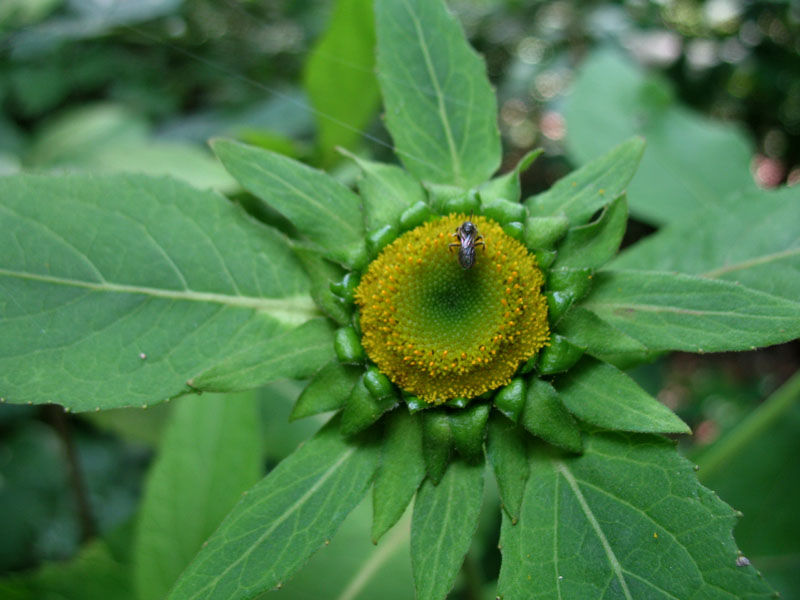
(695, 369, 800, 482)
(43, 405, 97, 542)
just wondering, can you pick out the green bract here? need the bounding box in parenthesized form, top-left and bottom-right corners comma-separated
(1, 1, 798, 599)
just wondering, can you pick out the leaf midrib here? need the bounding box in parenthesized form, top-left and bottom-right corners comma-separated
(401, 0, 463, 186)
(1, 267, 318, 319)
(190, 446, 357, 600)
(555, 461, 633, 600)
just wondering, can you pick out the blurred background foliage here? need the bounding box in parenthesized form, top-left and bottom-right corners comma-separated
(1, 0, 798, 598)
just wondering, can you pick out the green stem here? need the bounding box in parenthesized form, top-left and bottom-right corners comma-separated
(695, 369, 800, 482)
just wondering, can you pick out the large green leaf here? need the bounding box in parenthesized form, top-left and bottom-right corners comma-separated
(564, 49, 756, 225)
(497, 432, 774, 599)
(556, 357, 690, 434)
(613, 186, 800, 302)
(0, 173, 314, 411)
(168, 417, 379, 600)
(303, 0, 379, 166)
(487, 413, 529, 524)
(696, 372, 800, 600)
(277, 497, 413, 600)
(526, 138, 644, 224)
(553, 195, 628, 270)
(212, 139, 365, 266)
(27, 104, 237, 193)
(342, 151, 427, 231)
(134, 393, 262, 600)
(411, 459, 485, 600)
(187, 318, 335, 393)
(555, 306, 652, 368)
(582, 270, 800, 352)
(372, 410, 426, 543)
(375, 0, 500, 187)
(0, 539, 132, 600)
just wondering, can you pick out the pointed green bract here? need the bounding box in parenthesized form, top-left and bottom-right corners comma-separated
(411, 459, 485, 600)
(487, 413, 529, 523)
(521, 379, 582, 453)
(341, 376, 397, 436)
(553, 195, 628, 270)
(342, 151, 427, 230)
(422, 410, 453, 484)
(188, 318, 335, 393)
(0, 173, 312, 411)
(614, 186, 800, 303)
(497, 432, 775, 599)
(293, 248, 351, 326)
(557, 357, 690, 434)
(372, 411, 426, 543)
(375, 0, 500, 187)
(168, 417, 379, 600)
(565, 49, 756, 225)
(449, 402, 490, 462)
(304, 0, 379, 166)
(134, 394, 261, 600)
(526, 137, 644, 224)
(584, 270, 800, 352)
(212, 139, 366, 266)
(556, 306, 653, 368)
(480, 149, 542, 204)
(290, 359, 361, 421)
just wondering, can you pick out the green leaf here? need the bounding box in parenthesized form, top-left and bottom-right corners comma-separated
(304, 0, 379, 167)
(277, 497, 413, 600)
(422, 409, 453, 484)
(375, 0, 501, 187)
(487, 412, 529, 524)
(340, 375, 397, 436)
(342, 151, 427, 231)
(0, 173, 313, 411)
(521, 378, 582, 453)
(557, 357, 690, 434)
(168, 416, 379, 600)
(583, 270, 800, 352)
(293, 247, 351, 326)
(212, 139, 365, 266)
(372, 410, 426, 543)
(187, 318, 335, 393)
(695, 372, 800, 599)
(134, 393, 261, 600)
(553, 195, 628, 270)
(479, 149, 542, 204)
(526, 137, 644, 224)
(613, 186, 800, 303)
(411, 458, 485, 600)
(556, 306, 653, 368)
(564, 49, 756, 225)
(0, 539, 132, 600)
(290, 359, 361, 421)
(497, 431, 774, 599)
(28, 103, 239, 193)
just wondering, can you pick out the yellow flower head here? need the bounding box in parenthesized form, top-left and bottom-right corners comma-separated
(355, 214, 549, 403)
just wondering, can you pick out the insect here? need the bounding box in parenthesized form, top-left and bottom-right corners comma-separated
(449, 220, 485, 269)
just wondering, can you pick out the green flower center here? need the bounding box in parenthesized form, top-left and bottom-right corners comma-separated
(355, 214, 549, 403)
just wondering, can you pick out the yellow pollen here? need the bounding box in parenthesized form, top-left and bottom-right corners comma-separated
(354, 214, 549, 403)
